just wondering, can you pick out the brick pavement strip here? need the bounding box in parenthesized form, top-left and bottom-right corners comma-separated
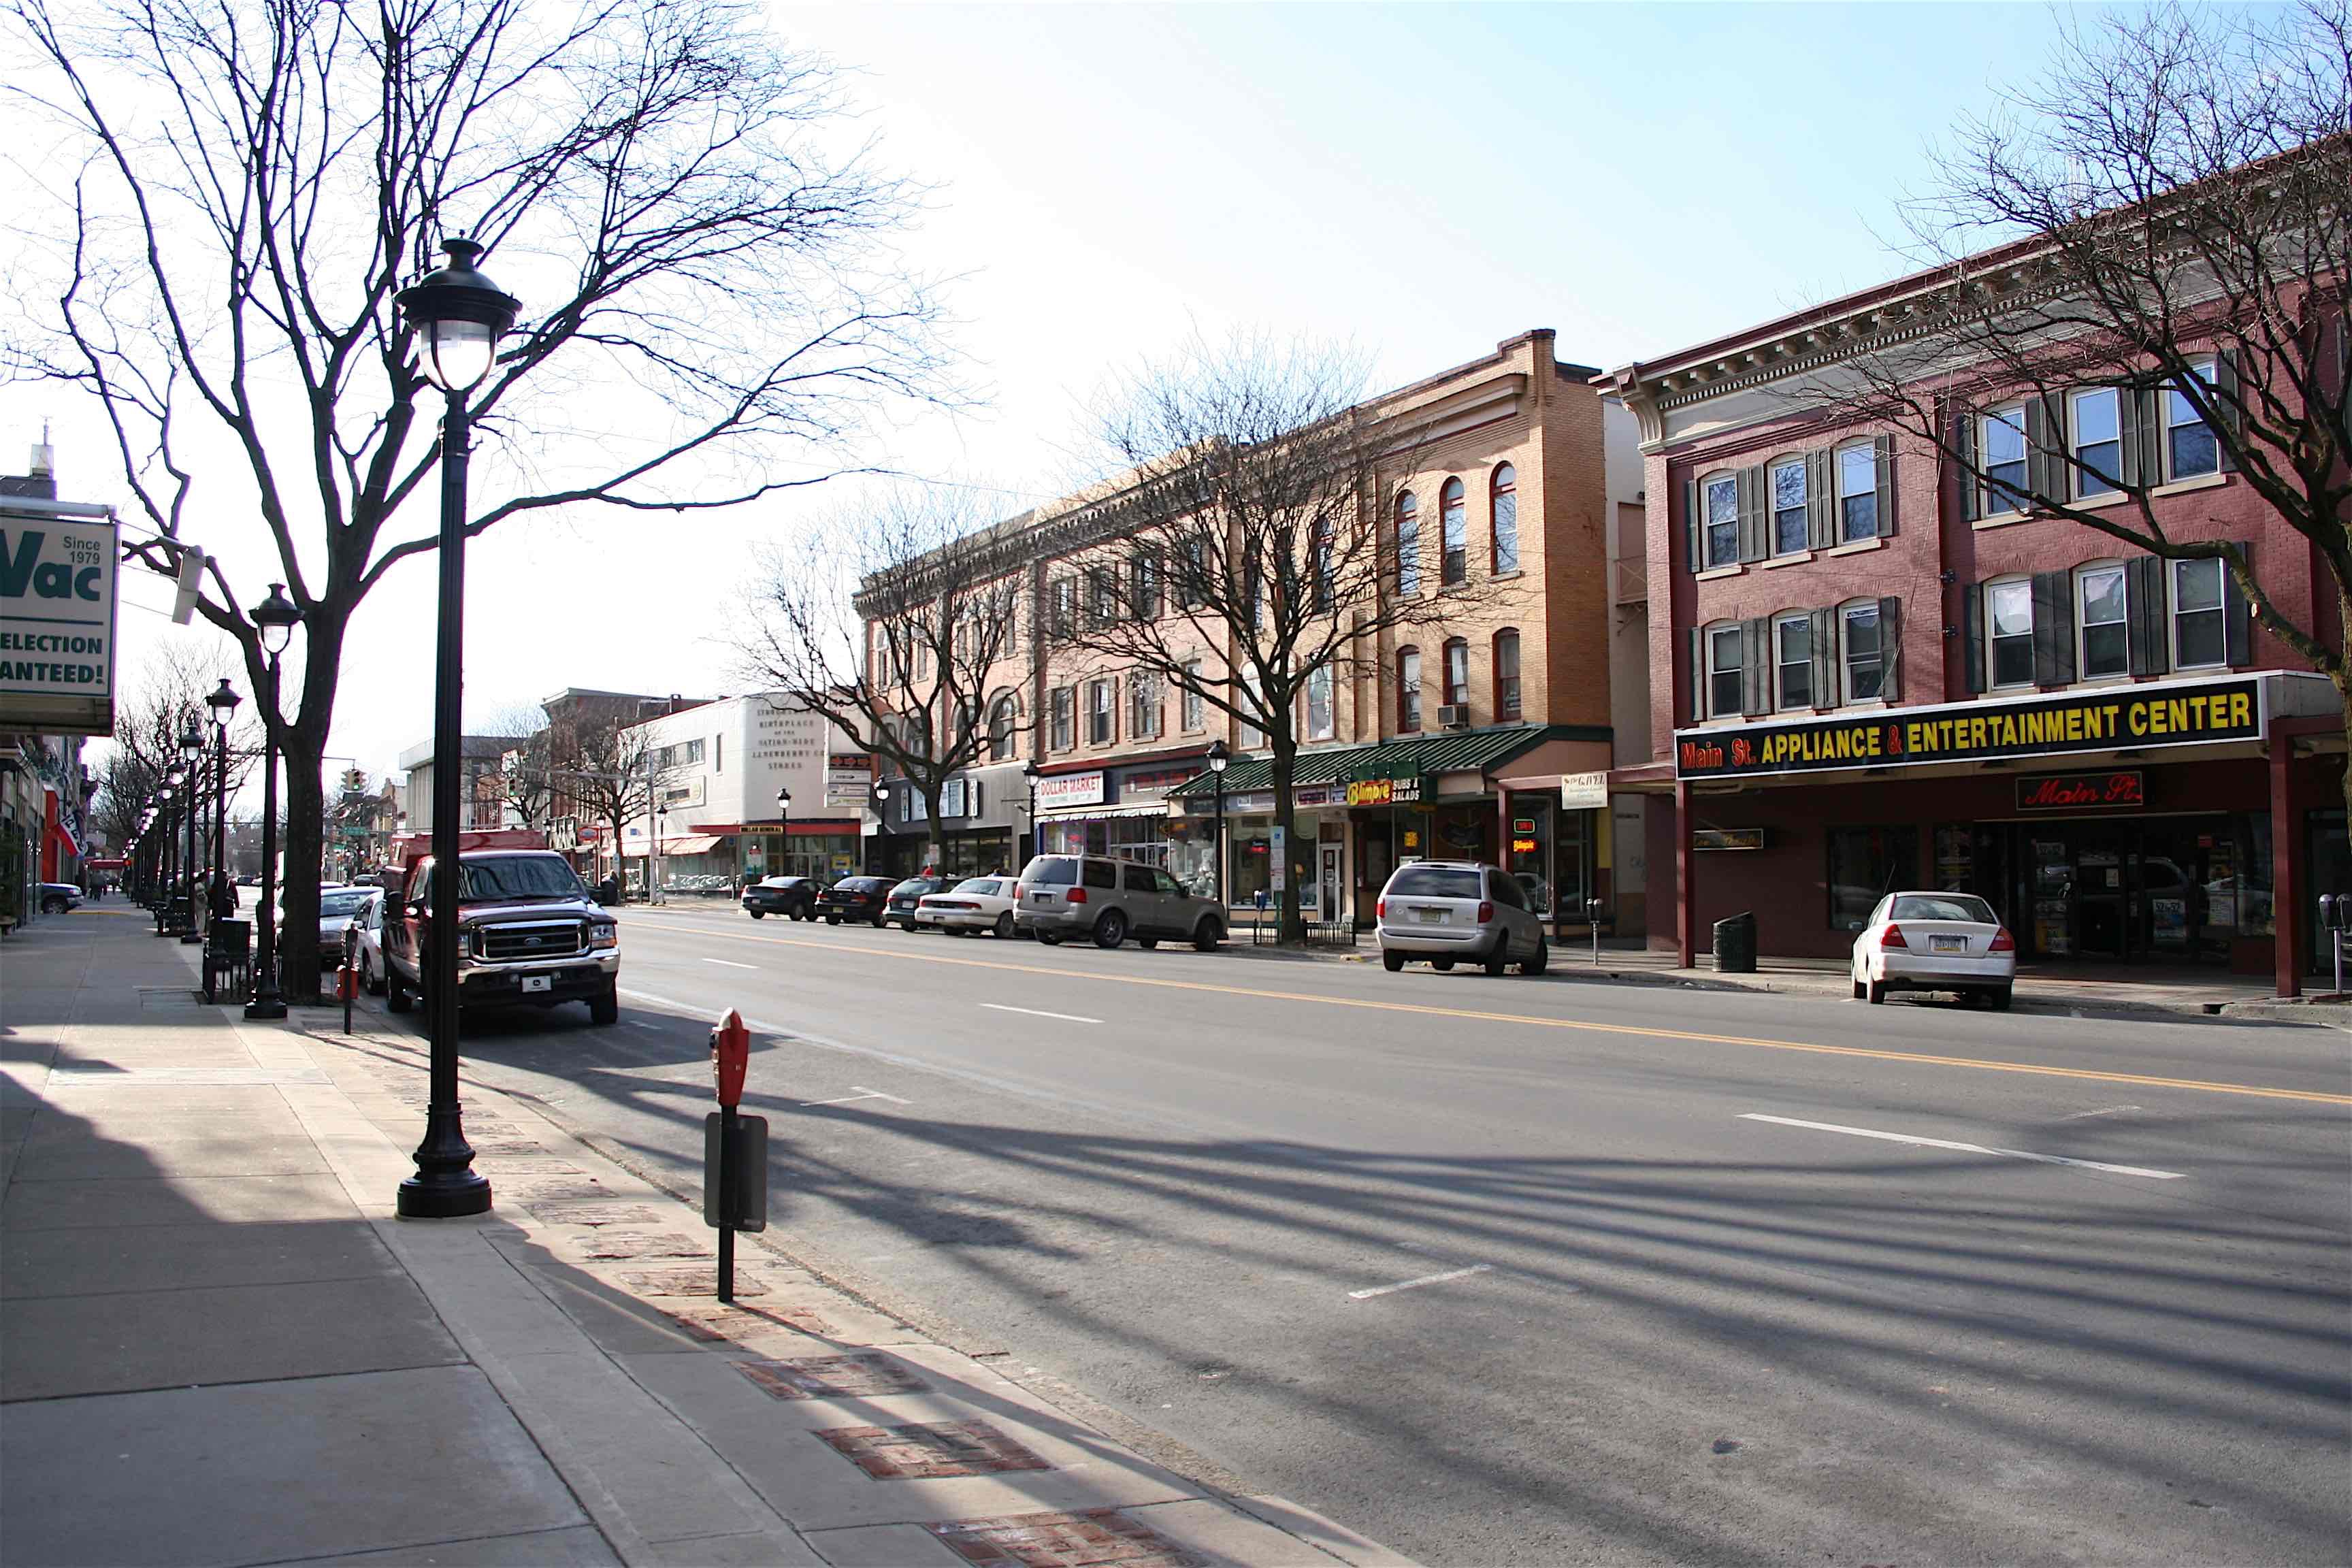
(928, 1508, 1207, 1567)
(620, 1265, 766, 1296)
(817, 1420, 1052, 1480)
(660, 1303, 836, 1341)
(735, 1354, 929, 1401)
(527, 1201, 666, 1226)
(571, 1230, 713, 1260)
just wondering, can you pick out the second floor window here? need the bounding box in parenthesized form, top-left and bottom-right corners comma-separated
(1088, 570, 1117, 629)
(1842, 602, 1883, 702)
(2173, 557, 2226, 668)
(1181, 661, 1205, 731)
(1087, 679, 1113, 745)
(1306, 664, 1334, 741)
(1132, 551, 1161, 621)
(1312, 518, 1336, 612)
(1397, 647, 1422, 732)
(1771, 460, 1807, 555)
(2071, 387, 2121, 497)
(1706, 623, 1742, 718)
(1987, 578, 2035, 689)
(1838, 445, 1878, 541)
(1982, 404, 2028, 512)
(2167, 362, 2222, 480)
(1491, 464, 1519, 574)
(1049, 687, 1075, 751)
(1441, 478, 1467, 585)
(1443, 638, 1469, 710)
(1704, 474, 1738, 567)
(1775, 614, 1811, 708)
(987, 696, 1019, 762)
(2079, 563, 2129, 679)
(1051, 579, 1075, 640)
(1177, 538, 1208, 608)
(1129, 671, 1161, 740)
(1493, 629, 1521, 720)
(1395, 492, 1420, 597)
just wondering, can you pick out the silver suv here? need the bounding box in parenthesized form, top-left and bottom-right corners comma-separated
(1375, 860, 1548, 976)
(1014, 854, 1226, 951)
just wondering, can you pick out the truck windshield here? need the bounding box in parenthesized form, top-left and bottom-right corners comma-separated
(459, 856, 583, 902)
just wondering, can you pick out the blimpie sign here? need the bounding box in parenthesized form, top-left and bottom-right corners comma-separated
(1674, 678, 2261, 780)
(2016, 771, 2145, 812)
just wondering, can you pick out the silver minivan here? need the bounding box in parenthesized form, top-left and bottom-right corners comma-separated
(1375, 860, 1548, 975)
(1014, 854, 1226, 951)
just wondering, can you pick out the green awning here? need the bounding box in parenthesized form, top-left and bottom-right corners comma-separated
(1169, 725, 1573, 798)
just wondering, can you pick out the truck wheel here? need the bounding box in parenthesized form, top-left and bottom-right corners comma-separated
(386, 971, 413, 1013)
(589, 981, 619, 1026)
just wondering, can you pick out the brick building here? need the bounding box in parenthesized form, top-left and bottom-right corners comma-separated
(1604, 252, 2343, 990)
(866, 330, 1648, 930)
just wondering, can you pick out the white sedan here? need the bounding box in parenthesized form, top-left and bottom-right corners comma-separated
(913, 875, 1020, 938)
(1850, 891, 2016, 1009)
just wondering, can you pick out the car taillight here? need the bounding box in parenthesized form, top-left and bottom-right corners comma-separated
(1066, 886, 1088, 904)
(1015, 885, 1028, 901)
(1477, 900, 1494, 924)
(1880, 923, 1908, 949)
(1375, 896, 1387, 920)
(1989, 927, 2015, 952)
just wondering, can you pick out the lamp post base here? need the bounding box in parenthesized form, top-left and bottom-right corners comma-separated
(396, 1109, 491, 1218)
(244, 994, 287, 1021)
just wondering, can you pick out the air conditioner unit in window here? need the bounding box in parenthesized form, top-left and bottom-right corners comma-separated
(1437, 704, 1470, 730)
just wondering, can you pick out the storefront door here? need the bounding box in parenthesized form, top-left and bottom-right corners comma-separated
(1318, 843, 1345, 926)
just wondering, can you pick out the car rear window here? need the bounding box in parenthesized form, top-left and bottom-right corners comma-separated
(1022, 857, 1079, 886)
(953, 879, 1000, 895)
(319, 889, 374, 916)
(1388, 866, 1482, 900)
(1892, 894, 1998, 924)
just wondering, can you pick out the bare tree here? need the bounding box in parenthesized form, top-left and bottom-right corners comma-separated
(740, 490, 1024, 860)
(5, 0, 951, 994)
(480, 704, 555, 828)
(90, 641, 262, 860)
(553, 711, 681, 896)
(1059, 333, 1469, 943)
(1812, 3, 2350, 800)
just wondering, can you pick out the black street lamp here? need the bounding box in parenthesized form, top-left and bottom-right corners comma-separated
(393, 236, 519, 1222)
(178, 721, 203, 943)
(1205, 739, 1230, 908)
(206, 679, 240, 923)
(774, 787, 791, 877)
(159, 777, 181, 934)
(248, 584, 299, 1020)
(1020, 760, 1041, 866)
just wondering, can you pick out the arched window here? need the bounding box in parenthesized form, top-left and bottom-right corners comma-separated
(1394, 492, 1420, 597)
(1440, 479, 1467, 585)
(986, 693, 1022, 762)
(1490, 465, 1518, 574)
(1492, 629, 1521, 720)
(1396, 646, 1422, 732)
(1442, 637, 1469, 713)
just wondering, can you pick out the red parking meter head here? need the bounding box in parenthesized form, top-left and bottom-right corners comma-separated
(711, 1009, 750, 1107)
(336, 964, 359, 1000)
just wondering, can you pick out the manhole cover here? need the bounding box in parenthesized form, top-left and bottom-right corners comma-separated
(816, 1421, 1049, 1480)
(930, 1509, 1204, 1567)
(736, 1354, 927, 1401)
(575, 1231, 710, 1260)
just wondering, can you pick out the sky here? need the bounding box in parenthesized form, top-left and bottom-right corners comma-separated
(3, 1, 2204, 797)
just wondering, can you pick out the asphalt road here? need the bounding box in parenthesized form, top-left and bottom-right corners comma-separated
(427, 901, 2352, 1567)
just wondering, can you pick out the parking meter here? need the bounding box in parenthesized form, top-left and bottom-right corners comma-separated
(704, 1008, 763, 1302)
(710, 1009, 749, 1109)
(2323, 895, 2346, 996)
(1586, 896, 1605, 966)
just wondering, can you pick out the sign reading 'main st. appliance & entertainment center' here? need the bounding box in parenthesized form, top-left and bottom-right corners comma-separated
(1674, 677, 2261, 781)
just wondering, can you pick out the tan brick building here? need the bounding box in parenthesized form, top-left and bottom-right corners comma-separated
(866, 330, 1646, 932)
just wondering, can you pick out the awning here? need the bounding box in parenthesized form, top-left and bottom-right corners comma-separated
(1169, 725, 1592, 798)
(657, 834, 723, 855)
(1034, 800, 1171, 822)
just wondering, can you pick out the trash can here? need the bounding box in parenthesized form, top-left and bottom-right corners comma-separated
(204, 918, 253, 1003)
(1712, 911, 1757, 973)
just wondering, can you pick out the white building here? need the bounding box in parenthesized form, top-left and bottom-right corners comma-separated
(617, 693, 866, 889)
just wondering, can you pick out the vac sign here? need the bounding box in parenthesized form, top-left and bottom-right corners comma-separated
(0, 515, 119, 736)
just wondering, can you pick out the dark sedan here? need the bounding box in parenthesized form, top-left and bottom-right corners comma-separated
(741, 875, 823, 921)
(884, 875, 953, 931)
(814, 875, 894, 927)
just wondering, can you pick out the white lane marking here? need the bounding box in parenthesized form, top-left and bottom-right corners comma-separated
(981, 1002, 1102, 1025)
(630, 1022, 662, 1031)
(1740, 1113, 2186, 1179)
(702, 958, 756, 970)
(851, 1085, 911, 1104)
(2063, 1104, 2143, 1120)
(1348, 1264, 1493, 1301)
(799, 1086, 913, 1108)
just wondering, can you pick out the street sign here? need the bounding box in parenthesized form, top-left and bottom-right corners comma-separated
(0, 511, 119, 736)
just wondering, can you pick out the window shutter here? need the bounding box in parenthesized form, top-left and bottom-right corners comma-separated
(2118, 387, 2159, 489)
(2024, 395, 2063, 505)
(1806, 449, 1834, 550)
(1682, 476, 1701, 572)
(1962, 581, 1985, 695)
(1808, 607, 1836, 709)
(1740, 618, 1768, 716)
(2031, 569, 2075, 687)
(2126, 555, 2170, 676)
(1736, 467, 1767, 563)
(2224, 540, 2254, 666)
(1877, 596, 1903, 702)
(1686, 626, 1705, 723)
(2212, 349, 2242, 470)
(1956, 410, 1979, 523)
(1872, 434, 1897, 537)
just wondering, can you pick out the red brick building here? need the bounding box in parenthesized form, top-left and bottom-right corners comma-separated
(1603, 260, 2344, 993)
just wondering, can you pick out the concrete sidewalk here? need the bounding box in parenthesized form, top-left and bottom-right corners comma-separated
(1, 907, 1407, 1568)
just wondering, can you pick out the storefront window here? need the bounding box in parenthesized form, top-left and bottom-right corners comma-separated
(1827, 826, 1918, 932)
(1230, 826, 1271, 907)
(1166, 819, 1218, 898)
(1505, 794, 1553, 917)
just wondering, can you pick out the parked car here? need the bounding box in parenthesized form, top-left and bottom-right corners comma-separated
(913, 876, 1021, 938)
(353, 891, 390, 995)
(382, 849, 620, 1024)
(39, 883, 83, 915)
(741, 875, 823, 921)
(1013, 854, 1225, 951)
(1375, 861, 1548, 976)
(815, 875, 894, 927)
(664, 873, 733, 898)
(314, 886, 381, 969)
(1850, 891, 2014, 1009)
(885, 875, 954, 930)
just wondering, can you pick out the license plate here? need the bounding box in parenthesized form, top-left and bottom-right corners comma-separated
(521, 975, 552, 993)
(1931, 934, 1965, 953)
(1032, 894, 1054, 904)
(1415, 909, 1446, 924)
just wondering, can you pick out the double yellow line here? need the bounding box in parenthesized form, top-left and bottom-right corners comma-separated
(661, 923, 2352, 1107)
